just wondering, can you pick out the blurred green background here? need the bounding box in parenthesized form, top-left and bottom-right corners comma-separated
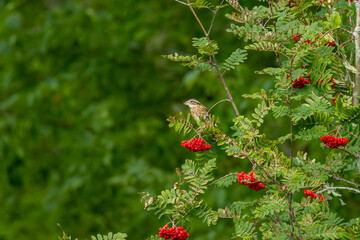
(0, 1, 358, 239)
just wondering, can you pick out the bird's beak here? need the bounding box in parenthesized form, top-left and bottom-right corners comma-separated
(184, 100, 189, 106)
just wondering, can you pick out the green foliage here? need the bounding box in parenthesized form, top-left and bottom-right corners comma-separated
(221, 48, 248, 71)
(1, 0, 246, 239)
(167, 112, 193, 135)
(145, 0, 360, 239)
(57, 228, 127, 240)
(191, 0, 215, 10)
(91, 232, 127, 240)
(251, 101, 273, 127)
(195, 204, 219, 226)
(335, 97, 360, 124)
(141, 157, 218, 225)
(215, 173, 238, 188)
(182, 158, 216, 194)
(232, 218, 256, 239)
(342, 218, 360, 239)
(295, 125, 328, 141)
(7, 0, 358, 238)
(245, 42, 284, 53)
(295, 112, 334, 128)
(272, 105, 290, 119)
(252, 194, 288, 218)
(192, 37, 219, 55)
(292, 95, 331, 122)
(162, 52, 216, 72)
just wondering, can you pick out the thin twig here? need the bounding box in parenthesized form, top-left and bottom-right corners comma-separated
(322, 27, 353, 36)
(269, 215, 296, 240)
(287, 195, 304, 240)
(207, 0, 225, 36)
(187, 0, 209, 39)
(289, 57, 295, 165)
(332, 175, 360, 187)
(317, 186, 360, 194)
(330, 146, 357, 158)
(332, 37, 353, 56)
(174, 0, 189, 6)
(276, 212, 297, 240)
(212, 60, 240, 116)
(207, 98, 231, 114)
(57, 223, 71, 240)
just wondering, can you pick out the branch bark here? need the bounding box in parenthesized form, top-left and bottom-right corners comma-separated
(353, 3, 360, 173)
(353, 3, 360, 106)
(317, 186, 360, 194)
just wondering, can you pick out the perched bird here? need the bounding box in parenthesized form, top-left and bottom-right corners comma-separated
(184, 98, 210, 125)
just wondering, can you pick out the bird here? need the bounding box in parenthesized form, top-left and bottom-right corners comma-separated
(184, 98, 211, 126)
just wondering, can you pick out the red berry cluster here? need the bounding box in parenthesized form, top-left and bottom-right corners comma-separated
(159, 225, 189, 240)
(320, 135, 348, 148)
(181, 138, 211, 152)
(316, 76, 336, 88)
(305, 39, 314, 45)
(325, 41, 335, 46)
(291, 29, 337, 46)
(304, 190, 326, 203)
(291, 30, 301, 42)
(289, 73, 337, 90)
(293, 35, 301, 42)
(350, 0, 359, 2)
(237, 172, 265, 191)
(292, 74, 312, 89)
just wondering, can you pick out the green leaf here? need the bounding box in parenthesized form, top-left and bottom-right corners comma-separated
(192, 37, 219, 55)
(221, 48, 248, 71)
(215, 174, 238, 188)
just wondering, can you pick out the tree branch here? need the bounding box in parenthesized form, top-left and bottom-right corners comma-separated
(207, 0, 225, 36)
(353, 3, 360, 106)
(207, 98, 231, 114)
(332, 175, 360, 187)
(287, 195, 304, 240)
(347, 3, 360, 174)
(174, 0, 189, 6)
(212, 61, 240, 116)
(269, 215, 296, 240)
(187, 0, 209, 38)
(317, 186, 360, 194)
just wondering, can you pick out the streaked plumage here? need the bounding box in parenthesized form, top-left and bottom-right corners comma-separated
(184, 98, 210, 124)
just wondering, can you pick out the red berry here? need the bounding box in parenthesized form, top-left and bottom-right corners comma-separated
(292, 74, 312, 89)
(181, 137, 211, 152)
(320, 135, 348, 148)
(304, 190, 328, 203)
(159, 225, 189, 240)
(238, 171, 265, 191)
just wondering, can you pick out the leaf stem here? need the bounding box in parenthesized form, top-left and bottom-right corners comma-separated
(207, 172, 237, 187)
(207, 0, 226, 36)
